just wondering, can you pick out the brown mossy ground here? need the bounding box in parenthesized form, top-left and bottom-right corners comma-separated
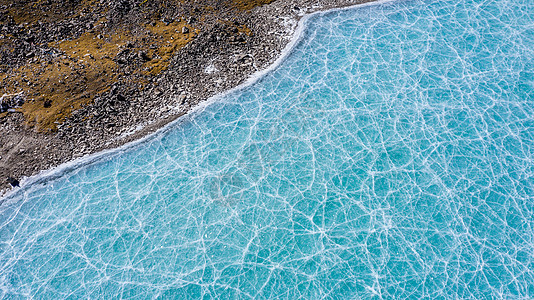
(0, 17, 197, 132)
(142, 20, 199, 76)
(1, 54, 117, 131)
(2, 0, 100, 25)
(232, 0, 277, 10)
(0, 0, 275, 133)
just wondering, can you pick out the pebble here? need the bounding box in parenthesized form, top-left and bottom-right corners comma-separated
(7, 177, 19, 187)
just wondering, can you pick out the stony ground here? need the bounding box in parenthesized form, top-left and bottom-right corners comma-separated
(0, 0, 369, 194)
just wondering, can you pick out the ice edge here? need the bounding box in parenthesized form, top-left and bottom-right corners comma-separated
(0, 0, 397, 202)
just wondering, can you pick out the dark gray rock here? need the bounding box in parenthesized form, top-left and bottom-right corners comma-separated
(7, 177, 19, 187)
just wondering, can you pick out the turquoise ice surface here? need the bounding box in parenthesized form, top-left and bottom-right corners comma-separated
(1, 0, 533, 298)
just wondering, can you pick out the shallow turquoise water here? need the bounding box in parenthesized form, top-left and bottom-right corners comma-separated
(1, 0, 534, 298)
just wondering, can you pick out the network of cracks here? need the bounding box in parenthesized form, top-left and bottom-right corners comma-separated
(1, 0, 533, 298)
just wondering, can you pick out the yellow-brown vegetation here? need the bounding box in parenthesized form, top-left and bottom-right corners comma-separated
(0, 19, 197, 132)
(0, 0, 271, 132)
(142, 20, 199, 76)
(232, 0, 277, 10)
(4, 0, 99, 25)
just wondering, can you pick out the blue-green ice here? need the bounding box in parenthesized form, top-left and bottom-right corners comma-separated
(1, 0, 534, 298)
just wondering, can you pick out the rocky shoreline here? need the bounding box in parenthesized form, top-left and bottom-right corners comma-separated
(0, 0, 370, 195)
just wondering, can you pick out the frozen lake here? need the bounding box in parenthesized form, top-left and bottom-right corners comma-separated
(1, 0, 533, 297)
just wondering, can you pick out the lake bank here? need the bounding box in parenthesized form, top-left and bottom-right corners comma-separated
(0, 0, 371, 194)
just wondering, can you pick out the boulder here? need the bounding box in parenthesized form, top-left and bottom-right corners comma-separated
(7, 177, 19, 187)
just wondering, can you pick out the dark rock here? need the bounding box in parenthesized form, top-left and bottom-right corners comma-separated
(162, 17, 173, 25)
(117, 48, 129, 56)
(182, 27, 189, 34)
(7, 177, 19, 187)
(138, 51, 150, 61)
(43, 99, 52, 108)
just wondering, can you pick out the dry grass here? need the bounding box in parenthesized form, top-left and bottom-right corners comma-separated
(0, 45, 118, 131)
(3, 0, 99, 25)
(0, 18, 198, 132)
(142, 20, 199, 76)
(0, 0, 270, 132)
(232, 0, 277, 10)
